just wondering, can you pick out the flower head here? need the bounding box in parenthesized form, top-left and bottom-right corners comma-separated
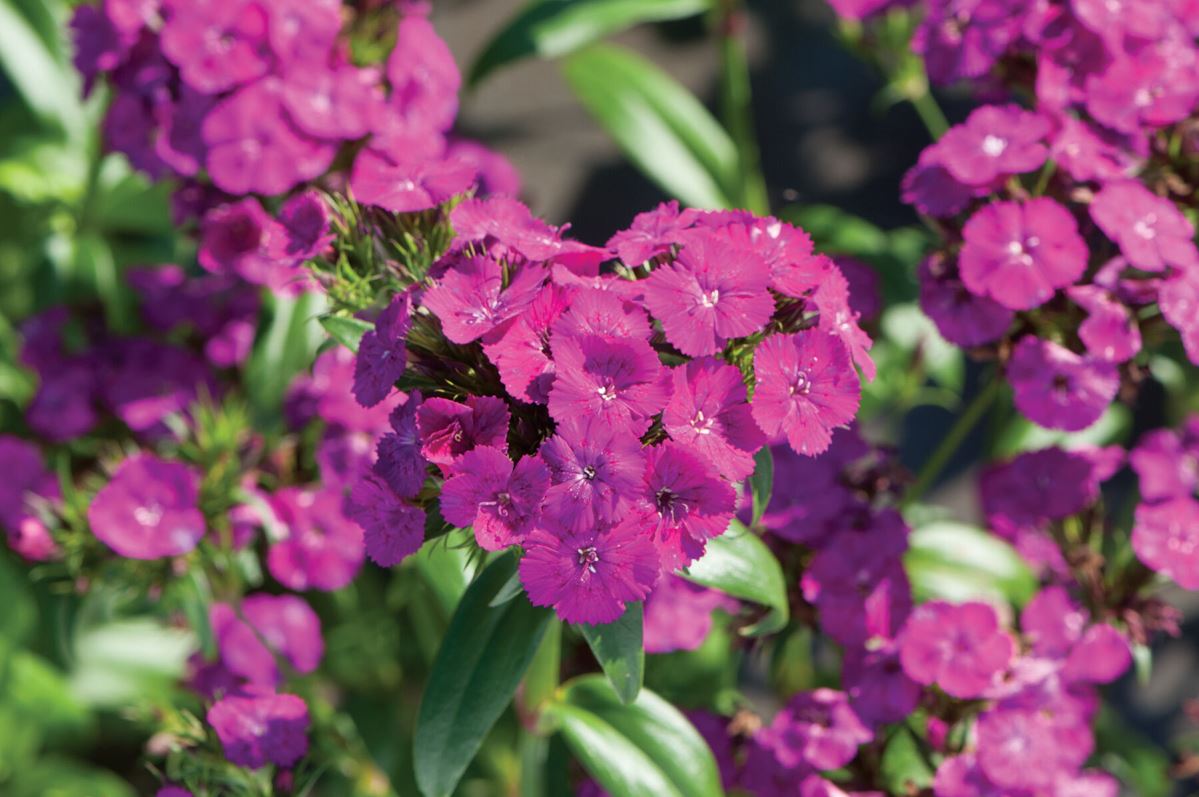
(540, 417, 644, 533)
(1007, 336, 1119, 431)
(938, 105, 1050, 185)
(87, 454, 204, 560)
(548, 333, 667, 437)
(898, 601, 1015, 699)
(642, 441, 736, 569)
(422, 254, 546, 344)
(415, 395, 510, 469)
(346, 475, 426, 567)
(662, 357, 765, 481)
(440, 447, 549, 551)
(207, 689, 309, 769)
(1132, 497, 1199, 589)
(353, 292, 414, 408)
(267, 488, 364, 591)
(767, 689, 873, 771)
(1090, 181, 1198, 272)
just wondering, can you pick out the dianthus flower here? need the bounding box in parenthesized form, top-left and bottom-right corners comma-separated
(354, 292, 414, 408)
(374, 394, 428, 499)
(87, 453, 205, 560)
(937, 105, 1050, 186)
(1090, 181, 1199, 272)
(207, 688, 309, 769)
(643, 575, 736, 654)
(540, 417, 644, 533)
(422, 255, 546, 344)
(642, 442, 736, 569)
(1007, 336, 1119, 431)
(346, 474, 426, 567)
(159, 0, 270, 94)
(440, 447, 549, 551)
(415, 394, 510, 469)
(767, 689, 873, 771)
(898, 600, 1015, 699)
(1130, 418, 1199, 501)
(482, 284, 571, 403)
(267, 487, 364, 591)
(1132, 497, 1199, 590)
(661, 357, 765, 481)
(918, 255, 1014, 347)
(548, 333, 667, 437)
(210, 594, 323, 686)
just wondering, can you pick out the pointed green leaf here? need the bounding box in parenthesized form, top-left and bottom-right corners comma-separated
(415, 554, 553, 797)
(904, 521, 1037, 607)
(562, 43, 739, 211)
(319, 315, 374, 354)
(546, 674, 722, 797)
(244, 291, 326, 428)
(469, 0, 709, 87)
(577, 603, 643, 704)
(681, 519, 788, 636)
(749, 446, 773, 525)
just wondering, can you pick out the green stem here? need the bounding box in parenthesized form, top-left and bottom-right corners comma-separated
(909, 85, 949, 140)
(521, 618, 562, 724)
(716, 0, 770, 214)
(902, 378, 1002, 509)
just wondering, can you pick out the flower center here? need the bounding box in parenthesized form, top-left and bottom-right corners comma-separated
(699, 288, 721, 308)
(691, 410, 714, 435)
(134, 502, 164, 527)
(1134, 215, 1157, 240)
(596, 383, 618, 402)
(981, 134, 1008, 157)
(788, 371, 812, 396)
(577, 545, 600, 572)
(655, 487, 681, 520)
(581, 465, 597, 481)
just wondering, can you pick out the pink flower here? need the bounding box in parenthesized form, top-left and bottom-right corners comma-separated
(385, 8, 460, 133)
(1132, 497, 1199, 589)
(548, 334, 667, 437)
(1090, 181, 1198, 272)
(959, 198, 1088, 311)
(87, 454, 205, 560)
(267, 488, 364, 591)
(415, 395, 510, 469)
(643, 442, 736, 569)
(519, 514, 660, 625)
(198, 199, 298, 290)
(641, 230, 774, 356)
(449, 197, 570, 262)
(1085, 42, 1199, 134)
(809, 267, 875, 380)
(751, 330, 860, 456)
(898, 601, 1015, 699)
(643, 575, 736, 654)
(606, 200, 688, 266)
(1130, 420, 1199, 501)
(349, 131, 476, 214)
(918, 254, 1014, 347)
(901, 144, 980, 218)
(482, 284, 571, 403)
(353, 292, 413, 408)
(938, 105, 1050, 185)
(767, 689, 873, 771)
(440, 447, 549, 551)
(160, 0, 270, 94)
(662, 357, 765, 481)
(210, 594, 323, 686)
(540, 417, 644, 533)
(207, 689, 309, 769)
(1050, 116, 1137, 183)
(267, 0, 341, 65)
(346, 475, 425, 567)
(1007, 336, 1119, 431)
(551, 288, 651, 342)
(422, 255, 546, 344)
(1160, 271, 1199, 365)
(280, 64, 382, 142)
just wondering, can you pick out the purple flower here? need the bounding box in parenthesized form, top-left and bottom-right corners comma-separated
(280, 63, 382, 141)
(346, 475, 425, 567)
(482, 284, 571, 403)
(1160, 271, 1199, 365)
(1021, 586, 1089, 659)
(156, 788, 192, 797)
(551, 288, 652, 342)
(1062, 623, 1132, 684)
(918, 254, 1014, 347)
(26, 365, 99, 443)
(415, 395, 510, 470)
(0, 436, 60, 534)
(349, 131, 476, 214)
(641, 230, 774, 356)
(1132, 497, 1199, 590)
(643, 442, 736, 569)
(1090, 181, 1198, 272)
(449, 197, 570, 262)
(440, 447, 548, 551)
(898, 601, 1015, 699)
(201, 78, 336, 196)
(751, 330, 861, 457)
(160, 0, 270, 94)
(70, 5, 126, 98)
(548, 334, 667, 437)
(901, 144, 979, 218)
(540, 417, 644, 533)
(1007, 336, 1119, 431)
(354, 292, 414, 408)
(267, 488, 364, 591)
(422, 255, 546, 344)
(643, 575, 735, 654)
(959, 198, 1087, 311)
(292, 347, 401, 434)
(519, 514, 660, 625)
(933, 754, 1006, 797)
(810, 267, 876, 380)
(842, 645, 921, 728)
(1067, 285, 1141, 363)
(446, 138, 522, 197)
(207, 688, 309, 769)
(374, 394, 429, 499)
(938, 105, 1050, 185)
(267, 0, 341, 65)
(661, 357, 765, 482)
(606, 200, 688, 266)
(385, 7, 460, 133)
(1130, 421, 1199, 501)
(913, 0, 1023, 85)
(278, 190, 334, 262)
(1085, 43, 1199, 134)
(97, 338, 214, 436)
(768, 689, 873, 771)
(211, 594, 323, 686)
(975, 705, 1089, 791)
(87, 454, 204, 560)
(758, 434, 866, 546)
(980, 446, 1111, 539)
(834, 256, 882, 322)
(1050, 116, 1137, 183)
(198, 199, 297, 290)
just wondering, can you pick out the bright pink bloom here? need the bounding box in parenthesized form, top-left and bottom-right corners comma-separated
(267, 488, 364, 591)
(385, 8, 460, 133)
(211, 594, 323, 686)
(1160, 271, 1199, 364)
(751, 330, 860, 456)
(1090, 181, 1198, 272)
(899, 601, 1015, 699)
(415, 395, 510, 469)
(268, 0, 340, 65)
(643, 442, 736, 569)
(1007, 336, 1119, 431)
(551, 288, 651, 342)
(662, 357, 765, 481)
(810, 267, 875, 379)
(606, 200, 689, 266)
(1067, 285, 1141, 363)
(482, 284, 571, 403)
(87, 454, 204, 560)
(548, 334, 667, 437)
(1132, 497, 1199, 589)
(1130, 420, 1199, 501)
(643, 575, 736, 654)
(540, 417, 644, 533)
(160, 0, 270, 94)
(938, 105, 1050, 185)
(349, 131, 475, 214)
(280, 64, 382, 141)
(422, 255, 546, 344)
(440, 447, 548, 551)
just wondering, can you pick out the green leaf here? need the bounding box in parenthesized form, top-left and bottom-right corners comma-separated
(577, 603, 643, 704)
(904, 521, 1038, 607)
(320, 315, 374, 354)
(244, 291, 326, 428)
(880, 724, 935, 795)
(546, 675, 722, 797)
(0, 552, 36, 646)
(562, 43, 739, 211)
(415, 553, 553, 797)
(68, 619, 195, 709)
(749, 447, 773, 525)
(680, 519, 788, 636)
(780, 203, 889, 257)
(469, 0, 709, 87)
(9, 758, 136, 797)
(0, 0, 82, 136)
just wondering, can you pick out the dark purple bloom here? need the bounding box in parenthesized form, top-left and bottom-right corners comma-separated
(98, 338, 214, 436)
(415, 395, 510, 470)
(374, 394, 428, 499)
(768, 689, 873, 771)
(758, 433, 866, 547)
(87, 454, 205, 560)
(354, 292, 414, 408)
(913, 0, 1023, 85)
(440, 447, 548, 551)
(1007, 336, 1119, 431)
(842, 645, 921, 728)
(346, 474, 426, 567)
(267, 487, 364, 591)
(207, 688, 309, 769)
(211, 594, 323, 686)
(26, 365, 99, 443)
(981, 446, 1114, 539)
(422, 255, 546, 344)
(643, 575, 736, 654)
(278, 190, 334, 262)
(198, 199, 297, 290)
(919, 255, 1014, 347)
(901, 144, 979, 218)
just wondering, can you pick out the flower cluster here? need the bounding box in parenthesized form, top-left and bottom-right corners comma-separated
(341, 197, 872, 624)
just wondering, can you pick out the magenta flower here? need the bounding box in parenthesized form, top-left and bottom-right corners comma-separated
(758, 434, 865, 547)
(354, 292, 413, 408)
(422, 255, 546, 344)
(810, 268, 876, 380)
(449, 197, 570, 262)
(981, 446, 1112, 539)
(551, 288, 652, 342)
(898, 601, 1015, 699)
(1160, 271, 1199, 365)
(918, 255, 1014, 347)
(1067, 285, 1141, 363)
(662, 357, 765, 482)
(446, 138, 522, 197)
(349, 133, 476, 214)
(374, 394, 428, 499)
(346, 475, 426, 567)
(482, 284, 570, 403)
(959, 198, 1088, 311)
(842, 645, 921, 728)
(1062, 623, 1132, 684)
(519, 514, 661, 625)
(98, 338, 214, 436)
(548, 333, 667, 437)
(211, 594, 323, 687)
(1050, 116, 1137, 183)
(768, 689, 873, 771)
(1132, 497, 1199, 590)
(751, 330, 860, 456)
(280, 63, 382, 141)
(207, 689, 309, 769)
(901, 144, 979, 218)
(159, 0, 270, 94)
(937, 105, 1050, 185)
(606, 200, 688, 266)
(1090, 181, 1198, 272)
(932, 754, 1005, 797)
(1007, 336, 1119, 431)
(267, 488, 364, 591)
(267, 0, 341, 65)
(1085, 43, 1199, 134)
(278, 191, 333, 263)
(540, 417, 644, 533)
(386, 8, 461, 133)
(975, 706, 1090, 792)
(913, 0, 1023, 85)
(643, 442, 736, 569)
(1130, 421, 1199, 501)
(440, 447, 549, 551)
(198, 199, 297, 291)
(641, 230, 774, 356)
(201, 78, 336, 197)
(0, 436, 60, 535)
(87, 454, 205, 560)
(415, 395, 510, 469)
(643, 575, 736, 654)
